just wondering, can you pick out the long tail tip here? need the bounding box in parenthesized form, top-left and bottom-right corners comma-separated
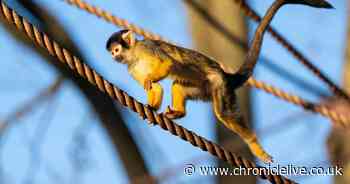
(308, 0, 334, 9)
(287, 0, 334, 9)
(321, 1, 334, 9)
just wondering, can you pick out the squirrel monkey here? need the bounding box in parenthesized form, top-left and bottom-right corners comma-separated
(106, 0, 332, 163)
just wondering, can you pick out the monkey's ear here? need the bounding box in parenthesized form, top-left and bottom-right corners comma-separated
(121, 30, 136, 47)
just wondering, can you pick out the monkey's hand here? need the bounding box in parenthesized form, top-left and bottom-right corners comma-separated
(164, 106, 185, 119)
(144, 78, 153, 91)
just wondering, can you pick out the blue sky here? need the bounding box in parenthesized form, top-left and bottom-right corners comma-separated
(0, 0, 347, 183)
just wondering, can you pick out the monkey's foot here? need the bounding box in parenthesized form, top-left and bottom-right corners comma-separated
(148, 102, 161, 111)
(146, 104, 159, 112)
(164, 106, 185, 119)
(249, 142, 273, 164)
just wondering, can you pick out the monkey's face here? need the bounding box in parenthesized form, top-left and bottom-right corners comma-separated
(106, 30, 136, 63)
(108, 42, 124, 61)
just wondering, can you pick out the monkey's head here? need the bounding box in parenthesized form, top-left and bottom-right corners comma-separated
(106, 30, 136, 63)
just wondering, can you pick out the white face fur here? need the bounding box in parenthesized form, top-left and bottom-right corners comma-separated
(109, 43, 123, 60)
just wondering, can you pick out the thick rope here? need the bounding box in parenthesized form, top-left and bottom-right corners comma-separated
(0, 1, 296, 184)
(62, 0, 349, 126)
(67, 0, 165, 42)
(232, 0, 350, 101)
(247, 79, 348, 126)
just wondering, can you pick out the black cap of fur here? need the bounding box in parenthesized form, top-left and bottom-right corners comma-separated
(106, 30, 130, 50)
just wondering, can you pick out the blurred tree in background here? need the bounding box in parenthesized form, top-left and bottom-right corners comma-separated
(327, 3, 350, 184)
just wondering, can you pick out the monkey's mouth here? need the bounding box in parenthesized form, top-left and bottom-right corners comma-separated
(109, 51, 123, 62)
(111, 55, 126, 64)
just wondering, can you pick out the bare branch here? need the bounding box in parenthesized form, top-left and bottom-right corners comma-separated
(0, 77, 64, 136)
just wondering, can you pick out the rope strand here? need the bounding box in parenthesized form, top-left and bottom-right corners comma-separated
(0, 1, 295, 183)
(247, 79, 348, 126)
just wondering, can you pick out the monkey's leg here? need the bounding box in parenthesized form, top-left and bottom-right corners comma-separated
(165, 81, 207, 119)
(212, 90, 273, 163)
(165, 82, 186, 119)
(146, 82, 163, 110)
(130, 71, 164, 110)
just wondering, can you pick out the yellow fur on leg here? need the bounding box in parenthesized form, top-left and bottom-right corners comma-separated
(165, 83, 186, 119)
(225, 119, 273, 163)
(146, 83, 163, 110)
(247, 136, 273, 164)
(214, 112, 273, 163)
(212, 91, 273, 163)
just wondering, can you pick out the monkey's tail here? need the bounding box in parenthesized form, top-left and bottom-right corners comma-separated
(284, 0, 333, 8)
(211, 86, 273, 163)
(223, 72, 249, 90)
(225, 0, 333, 89)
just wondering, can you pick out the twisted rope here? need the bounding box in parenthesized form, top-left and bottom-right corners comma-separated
(0, 1, 296, 184)
(246, 79, 348, 126)
(66, 0, 165, 42)
(232, 0, 350, 101)
(62, 0, 349, 126)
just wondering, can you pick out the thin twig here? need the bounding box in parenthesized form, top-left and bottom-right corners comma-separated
(0, 77, 64, 136)
(0, 2, 295, 183)
(24, 93, 59, 184)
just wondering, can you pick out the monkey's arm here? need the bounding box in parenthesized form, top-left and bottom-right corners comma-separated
(129, 68, 164, 110)
(146, 82, 163, 110)
(128, 45, 174, 110)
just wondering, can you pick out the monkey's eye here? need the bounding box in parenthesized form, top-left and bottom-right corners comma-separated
(111, 44, 122, 58)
